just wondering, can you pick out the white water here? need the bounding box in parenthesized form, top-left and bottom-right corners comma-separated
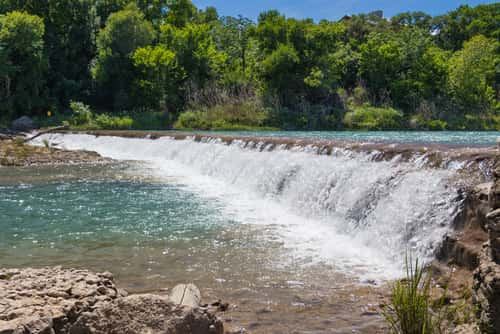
(34, 133, 460, 281)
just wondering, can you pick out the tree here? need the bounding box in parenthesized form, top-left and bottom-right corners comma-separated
(447, 35, 499, 112)
(160, 22, 226, 89)
(212, 15, 253, 72)
(95, 0, 168, 28)
(260, 43, 300, 103)
(0, 0, 97, 108)
(432, 4, 500, 51)
(0, 11, 46, 116)
(391, 11, 432, 31)
(165, 0, 196, 28)
(132, 45, 181, 111)
(358, 33, 402, 105)
(92, 3, 155, 110)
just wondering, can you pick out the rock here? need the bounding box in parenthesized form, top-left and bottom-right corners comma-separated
(70, 294, 223, 334)
(169, 284, 202, 308)
(473, 247, 500, 334)
(473, 175, 500, 334)
(452, 323, 480, 334)
(0, 268, 223, 334)
(489, 179, 500, 211)
(11, 116, 35, 132)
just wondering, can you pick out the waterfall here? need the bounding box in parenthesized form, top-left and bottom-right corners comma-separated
(35, 133, 460, 280)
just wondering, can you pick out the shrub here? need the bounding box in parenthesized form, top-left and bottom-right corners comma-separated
(381, 256, 457, 334)
(410, 115, 448, 130)
(382, 257, 434, 334)
(94, 114, 133, 130)
(129, 111, 171, 130)
(174, 111, 209, 130)
(343, 106, 403, 130)
(69, 101, 93, 126)
(428, 120, 448, 131)
(174, 101, 275, 130)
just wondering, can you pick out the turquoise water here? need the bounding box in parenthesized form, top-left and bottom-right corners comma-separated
(170, 130, 499, 146)
(0, 167, 275, 284)
(0, 164, 390, 332)
(1, 130, 468, 332)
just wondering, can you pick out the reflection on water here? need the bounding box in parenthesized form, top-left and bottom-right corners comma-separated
(0, 163, 386, 333)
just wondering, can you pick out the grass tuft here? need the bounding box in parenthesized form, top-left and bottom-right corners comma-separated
(381, 255, 449, 334)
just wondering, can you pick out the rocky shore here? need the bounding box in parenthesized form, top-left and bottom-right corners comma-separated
(0, 137, 109, 166)
(472, 167, 500, 333)
(0, 267, 223, 334)
(435, 163, 500, 333)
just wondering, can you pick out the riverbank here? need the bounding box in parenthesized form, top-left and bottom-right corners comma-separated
(0, 136, 109, 166)
(0, 267, 224, 334)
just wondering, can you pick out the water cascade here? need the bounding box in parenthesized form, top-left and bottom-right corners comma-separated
(35, 133, 460, 280)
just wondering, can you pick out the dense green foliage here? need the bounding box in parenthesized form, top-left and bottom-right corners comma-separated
(0, 1, 498, 130)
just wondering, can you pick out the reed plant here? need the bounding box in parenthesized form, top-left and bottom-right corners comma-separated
(381, 256, 448, 334)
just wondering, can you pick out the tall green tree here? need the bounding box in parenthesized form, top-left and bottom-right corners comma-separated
(432, 3, 500, 51)
(160, 22, 226, 89)
(0, 11, 46, 116)
(92, 3, 155, 110)
(165, 0, 196, 28)
(0, 0, 97, 108)
(447, 35, 499, 112)
(132, 45, 180, 111)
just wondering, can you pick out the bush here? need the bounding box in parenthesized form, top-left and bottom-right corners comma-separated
(69, 101, 93, 126)
(174, 101, 276, 130)
(174, 111, 209, 130)
(128, 111, 171, 130)
(446, 114, 500, 130)
(269, 104, 344, 130)
(410, 115, 448, 130)
(343, 106, 403, 130)
(94, 114, 133, 130)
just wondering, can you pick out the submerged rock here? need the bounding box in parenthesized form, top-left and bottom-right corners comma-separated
(0, 267, 223, 334)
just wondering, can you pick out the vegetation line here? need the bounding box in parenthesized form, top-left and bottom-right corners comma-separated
(0, 1, 498, 131)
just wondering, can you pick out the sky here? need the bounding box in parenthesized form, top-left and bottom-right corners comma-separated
(191, 0, 498, 21)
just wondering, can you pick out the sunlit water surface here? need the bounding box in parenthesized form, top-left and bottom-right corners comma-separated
(0, 164, 386, 333)
(1, 130, 471, 333)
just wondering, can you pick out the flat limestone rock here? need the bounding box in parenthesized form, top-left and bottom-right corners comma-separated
(0, 267, 223, 334)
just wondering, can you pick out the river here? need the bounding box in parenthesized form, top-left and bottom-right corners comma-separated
(1, 131, 494, 333)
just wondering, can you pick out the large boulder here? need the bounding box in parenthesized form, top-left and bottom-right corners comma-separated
(70, 294, 223, 334)
(11, 116, 35, 132)
(0, 267, 223, 334)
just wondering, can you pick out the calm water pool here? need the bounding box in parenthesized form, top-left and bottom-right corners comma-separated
(162, 130, 500, 146)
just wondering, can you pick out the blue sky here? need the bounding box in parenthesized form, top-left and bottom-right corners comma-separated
(192, 0, 498, 21)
